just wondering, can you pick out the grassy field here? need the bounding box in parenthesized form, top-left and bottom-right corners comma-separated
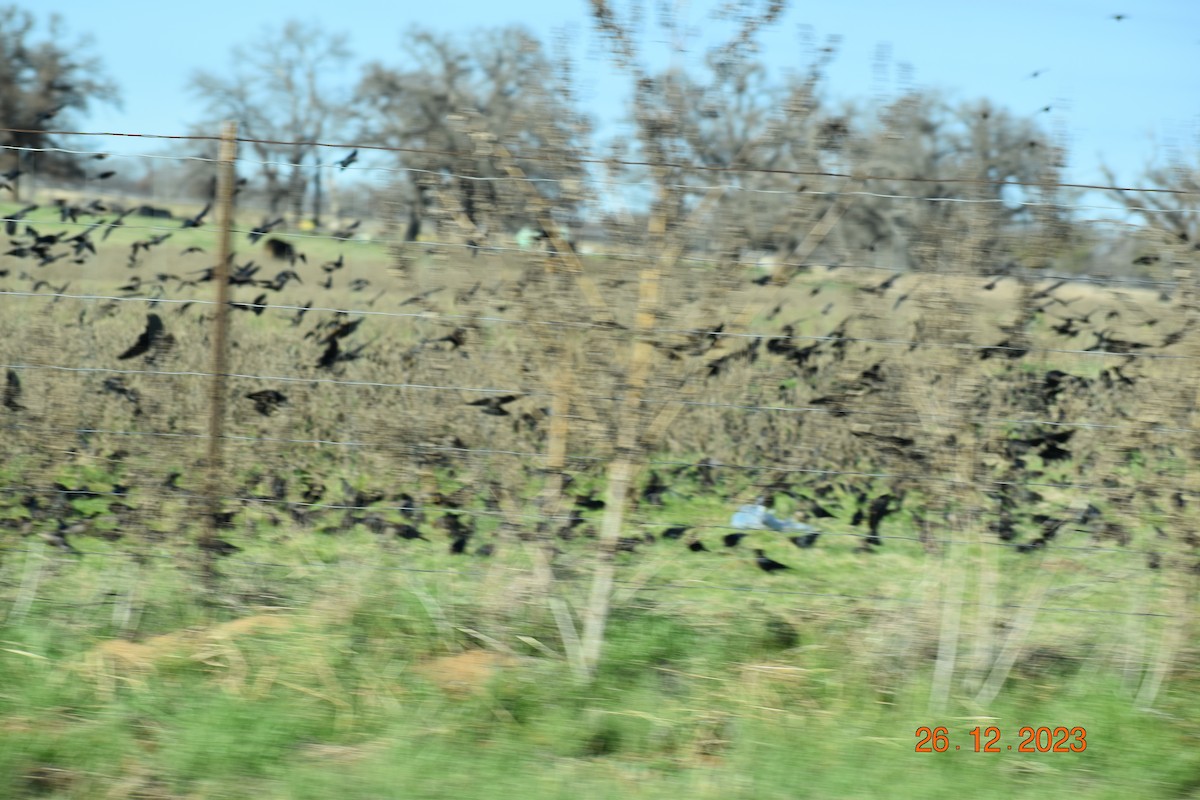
(1, 191, 1198, 797)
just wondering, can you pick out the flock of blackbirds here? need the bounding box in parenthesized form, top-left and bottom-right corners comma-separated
(0, 133, 1182, 573)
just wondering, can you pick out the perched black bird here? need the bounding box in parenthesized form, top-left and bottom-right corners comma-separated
(264, 237, 301, 264)
(789, 532, 820, 548)
(809, 502, 835, 519)
(117, 314, 166, 360)
(3, 368, 24, 411)
(865, 493, 902, 547)
(754, 549, 790, 572)
(394, 523, 427, 541)
(246, 389, 288, 416)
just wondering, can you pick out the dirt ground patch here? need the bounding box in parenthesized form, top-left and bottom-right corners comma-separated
(412, 649, 518, 696)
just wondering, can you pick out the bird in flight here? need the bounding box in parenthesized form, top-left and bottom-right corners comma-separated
(117, 314, 167, 360)
(3, 368, 24, 411)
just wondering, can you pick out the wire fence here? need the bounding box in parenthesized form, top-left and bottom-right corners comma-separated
(1, 124, 1197, 692)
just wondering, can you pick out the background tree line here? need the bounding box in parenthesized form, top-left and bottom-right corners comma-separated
(0, 2, 1194, 277)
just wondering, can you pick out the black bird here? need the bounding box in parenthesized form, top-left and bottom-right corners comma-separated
(1110, 13, 1126, 21)
(790, 532, 820, 548)
(245, 389, 288, 416)
(333, 220, 361, 240)
(467, 394, 521, 416)
(429, 327, 467, 350)
(724, 532, 748, 547)
(290, 301, 312, 327)
(317, 338, 340, 369)
(117, 314, 166, 360)
(394, 523, 427, 541)
(315, 336, 370, 370)
(3, 368, 24, 411)
(322, 318, 364, 342)
(181, 202, 212, 229)
(200, 537, 241, 557)
(101, 377, 142, 413)
(866, 493, 902, 547)
(450, 536, 469, 555)
(687, 539, 708, 552)
(661, 526, 690, 540)
(337, 149, 358, 170)
(809, 502, 835, 519)
(264, 237, 300, 264)
(248, 218, 284, 244)
(754, 549, 790, 572)
(231, 293, 269, 315)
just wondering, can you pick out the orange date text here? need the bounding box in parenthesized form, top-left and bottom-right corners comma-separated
(915, 726, 1086, 753)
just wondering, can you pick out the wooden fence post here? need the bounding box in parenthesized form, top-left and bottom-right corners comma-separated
(199, 121, 238, 574)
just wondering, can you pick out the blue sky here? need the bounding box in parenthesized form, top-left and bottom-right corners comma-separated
(38, 0, 1200, 188)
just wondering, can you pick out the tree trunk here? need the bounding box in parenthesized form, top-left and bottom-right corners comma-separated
(312, 165, 323, 229)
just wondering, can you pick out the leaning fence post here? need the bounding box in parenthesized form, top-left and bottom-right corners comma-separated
(200, 121, 238, 573)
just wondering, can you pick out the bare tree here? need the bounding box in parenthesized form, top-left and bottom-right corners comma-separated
(187, 20, 354, 224)
(355, 26, 591, 242)
(830, 92, 1072, 272)
(0, 6, 120, 194)
(1102, 144, 1200, 273)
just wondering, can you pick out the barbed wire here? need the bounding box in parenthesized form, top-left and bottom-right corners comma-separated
(5, 142, 1198, 216)
(3, 126, 1196, 196)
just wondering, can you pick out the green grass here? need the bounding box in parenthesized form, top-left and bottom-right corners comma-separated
(0, 519, 1196, 799)
(2, 189, 1199, 797)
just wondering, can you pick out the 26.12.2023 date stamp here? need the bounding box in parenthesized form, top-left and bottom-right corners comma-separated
(915, 726, 1086, 753)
